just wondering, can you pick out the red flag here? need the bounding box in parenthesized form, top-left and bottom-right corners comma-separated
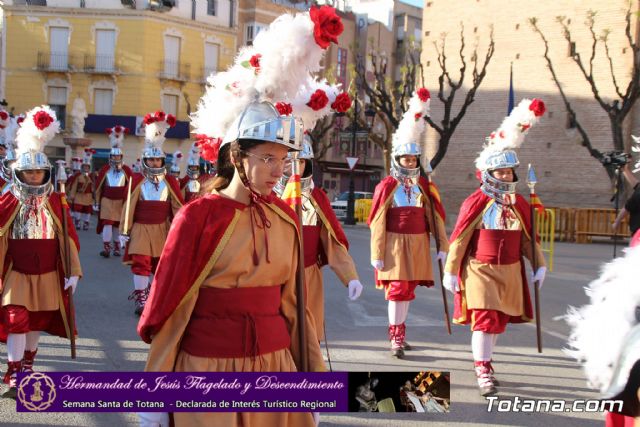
(531, 192, 545, 214)
(281, 174, 302, 208)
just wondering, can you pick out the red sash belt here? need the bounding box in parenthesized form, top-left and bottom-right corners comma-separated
(184, 191, 197, 203)
(8, 239, 58, 274)
(102, 185, 126, 200)
(303, 224, 321, 268)
(133, 201, 171, 224)
(469, 229, 521, 264)
(386, 206, 428, 234)
(180, 285, 291, 358)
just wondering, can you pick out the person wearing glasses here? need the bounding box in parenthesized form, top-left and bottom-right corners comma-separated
(118, 111, 183, 316)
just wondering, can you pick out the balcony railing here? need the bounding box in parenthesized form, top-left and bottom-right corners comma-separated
(158, 60, 190, 82)
(200, 66, 218, 83)
(37, 51, 75, 72)
(83, 54, 120, 74)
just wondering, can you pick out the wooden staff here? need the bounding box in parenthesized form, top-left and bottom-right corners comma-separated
(56, 163, 76, 359)
(527, 164, 543, 353)
(423, 162, 451, 335)
(291, 151, 308, 371)
(122, 175, 133, 235)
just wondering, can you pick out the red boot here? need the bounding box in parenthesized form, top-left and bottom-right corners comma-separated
(112, 241, 121, 257)
(2, 361, 22, 399)
(474, 361, 497, 396)
(99, 242, 112, 258)
(22, 349, 37, 374)
(389, 325, 404, 359)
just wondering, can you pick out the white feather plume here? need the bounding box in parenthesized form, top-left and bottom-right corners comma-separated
(145, 119, 170, 150)
(172, 150, 183, 168)
(392, 91, 431, 149)
(15, 105, 60, 156)
(475, 98, 544, 170)
(291, 77, 342, 130)
(108, 127, 125, 149)
(631, 135, 640, 173)
(188, 142, 201, 165)
(564, 245, 640, 392)
(4, 117, 19, 150)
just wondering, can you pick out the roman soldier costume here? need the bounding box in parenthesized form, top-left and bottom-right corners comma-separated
(443, 98, 547, 396)
(179, 142, 204, 203)
(137, 6, 343, 426)
(0, 106, 82, 398)
(69, 148, 96, 230)
(95, 125, 133, 258)
(368, 89, 448, 359)
(169, 150, 182, 179)
(119, 111, 183, 315)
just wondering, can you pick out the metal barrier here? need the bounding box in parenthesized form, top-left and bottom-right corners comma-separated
(355, 199, 373, 223)
(536, 208, 555, 272)
(544, 207, 630, 243)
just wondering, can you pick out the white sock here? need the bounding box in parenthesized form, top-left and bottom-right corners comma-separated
(7, 334, 26, 362)
(134, 275, 149, 291)
(113, 228, 120, 242)
(400, 301, 410, 324)
(388, 301, 403, 325)
(492, 333, 498, 355)
(102, 225, 112, 243)
(25, 331, 40, 352)
(82, 213, 91, 222)
(471, 331, 493, 361)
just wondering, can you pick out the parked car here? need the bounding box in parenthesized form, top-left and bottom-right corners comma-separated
(331, 191, 374, 219)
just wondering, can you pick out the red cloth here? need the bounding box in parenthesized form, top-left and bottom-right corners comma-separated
(0, 176, 6, 188)
(133, 201, 171, 224)
(605, 412, 636, 427)
(631, 229, 640, 248)
(381, 280, 421, 301)
(0, 192, 80, 342)
(469, 229, 521, 264)
(368, 176, 446, 226)
(310, 187, 349, 268)
(65, 172, 80, 191)
(131, 255, 160, 276)
(8, 239, 58, 274)
(3, 305, 56, 334)
(303, 225, 321, 268)
(385, 206, 428, 234)
(95, 164, 133, 198)
(180, 285, 291, 358)
(470, 309, 511, 334)
(179, 175, 189, 189)
(137, 193, 299, 344)
(102, 186, 126, 199)
(72, 203, 92, 214)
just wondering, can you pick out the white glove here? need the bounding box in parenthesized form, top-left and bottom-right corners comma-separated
(64, 276, 79, 294)
(93, 203, 100, 213)
(442, 272, 460, 293)
(371, 259, 384, 271)
(119, 234, 130, 248)
(436, 251, 447, 264)
(138, 412, 169, 427)
(531, 266, 547, 290)
(348, 279, 363, 300)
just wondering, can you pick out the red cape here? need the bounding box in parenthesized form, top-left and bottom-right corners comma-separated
(367, 176, 446, 226)
(66, 171, 80, 190)
(138, 193, 298, 344)
(449, 188, 535, 325)
(95, 164, 133, 194)
(179, 175, 189, 189)
(310, 187, 349, 267)
(0, 192, 80, 342)
(0, 176, 6, 189)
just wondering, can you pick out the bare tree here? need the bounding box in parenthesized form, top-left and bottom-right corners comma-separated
(307, 114, 337, 160)
(422, 24, 495, 168)
(529, 7, 640, 178)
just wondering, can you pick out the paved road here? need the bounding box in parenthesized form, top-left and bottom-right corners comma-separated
(0, 220, 617, 426)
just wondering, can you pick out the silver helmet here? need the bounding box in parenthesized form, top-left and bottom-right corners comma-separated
(390, 141, 421, 183)
(275, 136, 314, 196)
(107, 125, 126, 169)
(170, 151, 182, 177)
(480, 150, 519, 204)
(186, 142, 201, 180)
(109, 147, 124, 169)
(141, 146, 166, 181)
(2, 142, 16, 182)
(11, 149, 53, 201)
(223, 101, 303, 151)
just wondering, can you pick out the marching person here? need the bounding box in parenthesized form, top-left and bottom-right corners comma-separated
(137, 5, 345, 425)
(119, 111, 183, 315)
(443, 99, 547, 396)
(0, 106, 81, 398)
(169, 150, 182, 179)
(180, 141, 205, 203)
(95, 125, 133, 258)
(274, 136, 363, 342)
(69, 148, 96, 231)
(368, 89, 448, 359)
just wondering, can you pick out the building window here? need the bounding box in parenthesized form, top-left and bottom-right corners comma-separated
(48, 86, 67, 129)
(95, 29, 116, 72)
(94, 89, 113, 114)
(207, 0, 216, 16)
(245, 23, 265, 46)
(49, 27, 69, 71)
(163, 94, 179, 116)
(164, 35, 181, 78)
(204, 42, 219, 78)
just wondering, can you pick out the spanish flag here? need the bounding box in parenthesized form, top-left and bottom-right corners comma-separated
(281, 174, 302, 209)
(530, 192, 545, 214)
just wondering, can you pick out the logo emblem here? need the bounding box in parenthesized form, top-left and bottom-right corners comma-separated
(17, 372, 57, 411)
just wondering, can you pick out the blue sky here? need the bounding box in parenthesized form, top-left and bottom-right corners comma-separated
(399, 0, 424, 8)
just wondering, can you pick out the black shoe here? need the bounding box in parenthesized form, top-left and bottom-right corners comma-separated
(99, 250, 110, 258)
(402, 341, 412, 351)
(391, 348, 405, 359)
(479, 384, 497, 397)
(2, 387, 17, 399)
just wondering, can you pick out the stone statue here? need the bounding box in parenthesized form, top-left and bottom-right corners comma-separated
(70, 96, 88, 138)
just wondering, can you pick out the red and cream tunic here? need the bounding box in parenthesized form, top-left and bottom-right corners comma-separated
(368, 176, 448, 290)
(179, 175, 208, 203)
(0, 192, 82, 341)
(95, 164, 133, 233)
(445, 188, 545, 326)
(120, 174, 183, 263)
(69, 173, 94, 212)
(138, 193, 324, 427)
(301, 187, 357, 341)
